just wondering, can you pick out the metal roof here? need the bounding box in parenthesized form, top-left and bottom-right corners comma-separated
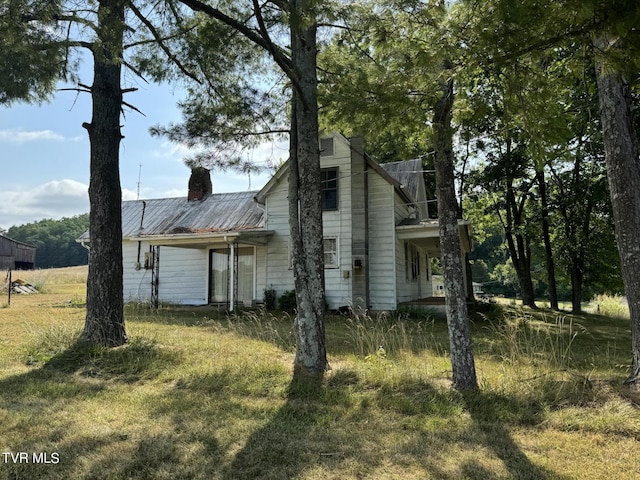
(379, 158, 423, 203)
(79, 191, 264, 240)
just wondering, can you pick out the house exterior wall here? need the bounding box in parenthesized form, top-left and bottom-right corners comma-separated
(123, 240, 208, 305)
(119, 134, 456, 310)
(322, 135, 354, 308)
(349, 137, 369, 309)
(264, 134, 359, 309)
(123, 240, 155, 302)
(263, 174, 295, 303)
(367, 174, 397, 310)
(255, 245, 267, 302)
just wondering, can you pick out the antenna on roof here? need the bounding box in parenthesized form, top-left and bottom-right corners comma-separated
(136, 164, 142, 200)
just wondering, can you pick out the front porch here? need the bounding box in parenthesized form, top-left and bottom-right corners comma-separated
(399, 296, 447, 315)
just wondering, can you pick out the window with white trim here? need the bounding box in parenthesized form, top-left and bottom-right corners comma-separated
(288, 237, 339, 269)
(323, 237, 338, 268)
(321, 168, 338, 210)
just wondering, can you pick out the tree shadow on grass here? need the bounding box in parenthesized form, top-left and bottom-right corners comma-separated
(460, 390, 566, 480)
(219, 369, 571, 480)
(40, 336, 183, 382)
(0, 339, 210, 480)
(221, 373, 383, 480)
(368, 376, 568, 480)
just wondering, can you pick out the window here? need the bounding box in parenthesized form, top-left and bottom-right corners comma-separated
(321, 168, 338, 210)
(404, 242, 419, 281)
(323, 238, 338, 268)
(320, 137, 334, 156)
(289, 237, 338, 269)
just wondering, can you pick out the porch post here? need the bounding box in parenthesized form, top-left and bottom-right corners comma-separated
(461, 247, 469, 299)
(229, 241, 235, 312)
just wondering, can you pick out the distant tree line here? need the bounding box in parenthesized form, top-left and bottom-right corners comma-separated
(6, 214, 89, 269)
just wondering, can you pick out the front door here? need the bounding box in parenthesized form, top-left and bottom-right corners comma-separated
(209, 247, 254, 305)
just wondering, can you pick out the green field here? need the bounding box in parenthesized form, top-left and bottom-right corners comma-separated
(1, 267, 638, 479)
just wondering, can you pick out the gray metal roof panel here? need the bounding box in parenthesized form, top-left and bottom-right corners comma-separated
(379, 158, 422, 203)
(120, 191, 264, 237)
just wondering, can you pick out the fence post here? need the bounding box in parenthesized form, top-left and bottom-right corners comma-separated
(7, 269, 11, 307)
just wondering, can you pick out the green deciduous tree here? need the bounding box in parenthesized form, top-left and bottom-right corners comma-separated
(6, 214, 90, 268)
(320, 1, 477, 390)
(461, 0, 640, 384)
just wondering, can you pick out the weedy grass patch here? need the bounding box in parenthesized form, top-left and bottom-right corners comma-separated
(1, 268, 639, 479)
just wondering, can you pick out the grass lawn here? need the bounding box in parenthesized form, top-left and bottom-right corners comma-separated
(1, 266, 639, 479)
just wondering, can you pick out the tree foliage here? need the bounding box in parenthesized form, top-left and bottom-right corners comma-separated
(6, 214, 89, 268)
(0, 0, 75, 104)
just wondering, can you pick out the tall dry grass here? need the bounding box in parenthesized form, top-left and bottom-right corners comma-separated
(589, 293, 630, 319)
(2, 269, 640, 479)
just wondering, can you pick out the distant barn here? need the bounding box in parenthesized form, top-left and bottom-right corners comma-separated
(0, 234, 36, 270)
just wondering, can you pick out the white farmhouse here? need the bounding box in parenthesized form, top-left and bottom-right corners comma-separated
(81, 133, 472, 311)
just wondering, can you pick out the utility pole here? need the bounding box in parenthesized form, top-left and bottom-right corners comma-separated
(136, 164, 142, 200)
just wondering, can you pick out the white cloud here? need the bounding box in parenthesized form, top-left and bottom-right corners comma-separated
(161, 188, 186, 198)
(0, 179, 89, 229)
(0, 181, 157, 229)
(0, 129, 81, 144)
(151, 141, 199, 162)
(121, 188, 139, 201)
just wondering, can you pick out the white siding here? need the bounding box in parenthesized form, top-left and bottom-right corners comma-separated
(263, 134, 356, 309)
(322, 135, 353, 308)
(122, 241, 208, 305)
(255, 245, 267, 302)
(264, 176, 295, 300)
(367, 174, 397, 310)
(157, 247, 208, 305)
(123, 240, 154, 303)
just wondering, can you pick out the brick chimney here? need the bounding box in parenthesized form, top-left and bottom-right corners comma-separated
(188, 167, 212, 201)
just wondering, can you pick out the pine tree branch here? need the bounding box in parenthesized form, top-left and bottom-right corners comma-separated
(128, 1, 202, 85)
(122, 60, 149, 85)
(252, 0, 297, 84)
(177, 0, 295, 82)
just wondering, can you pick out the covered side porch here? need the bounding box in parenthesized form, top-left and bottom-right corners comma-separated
(133, 229, 273, 310)
(396, 219, 473, 304)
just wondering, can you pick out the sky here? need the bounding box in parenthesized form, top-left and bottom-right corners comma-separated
(0, 69, 287, 231)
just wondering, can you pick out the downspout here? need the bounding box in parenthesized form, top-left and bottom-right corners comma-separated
(136, 201, 147, 269)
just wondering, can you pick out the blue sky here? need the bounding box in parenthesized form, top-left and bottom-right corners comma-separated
(0, 73, 286, 231)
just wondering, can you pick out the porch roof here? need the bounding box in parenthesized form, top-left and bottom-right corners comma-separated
(126, 229, 274, 248)
(396, 219, 472, 256)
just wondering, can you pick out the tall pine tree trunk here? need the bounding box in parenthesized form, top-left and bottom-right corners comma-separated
(593, 34, 640, 384)
(433, 68, 477, 391)
(288, 0, 327, 379)
(81, 0, 127, 346)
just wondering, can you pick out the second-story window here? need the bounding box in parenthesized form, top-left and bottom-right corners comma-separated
(321, 168, 338, 210)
